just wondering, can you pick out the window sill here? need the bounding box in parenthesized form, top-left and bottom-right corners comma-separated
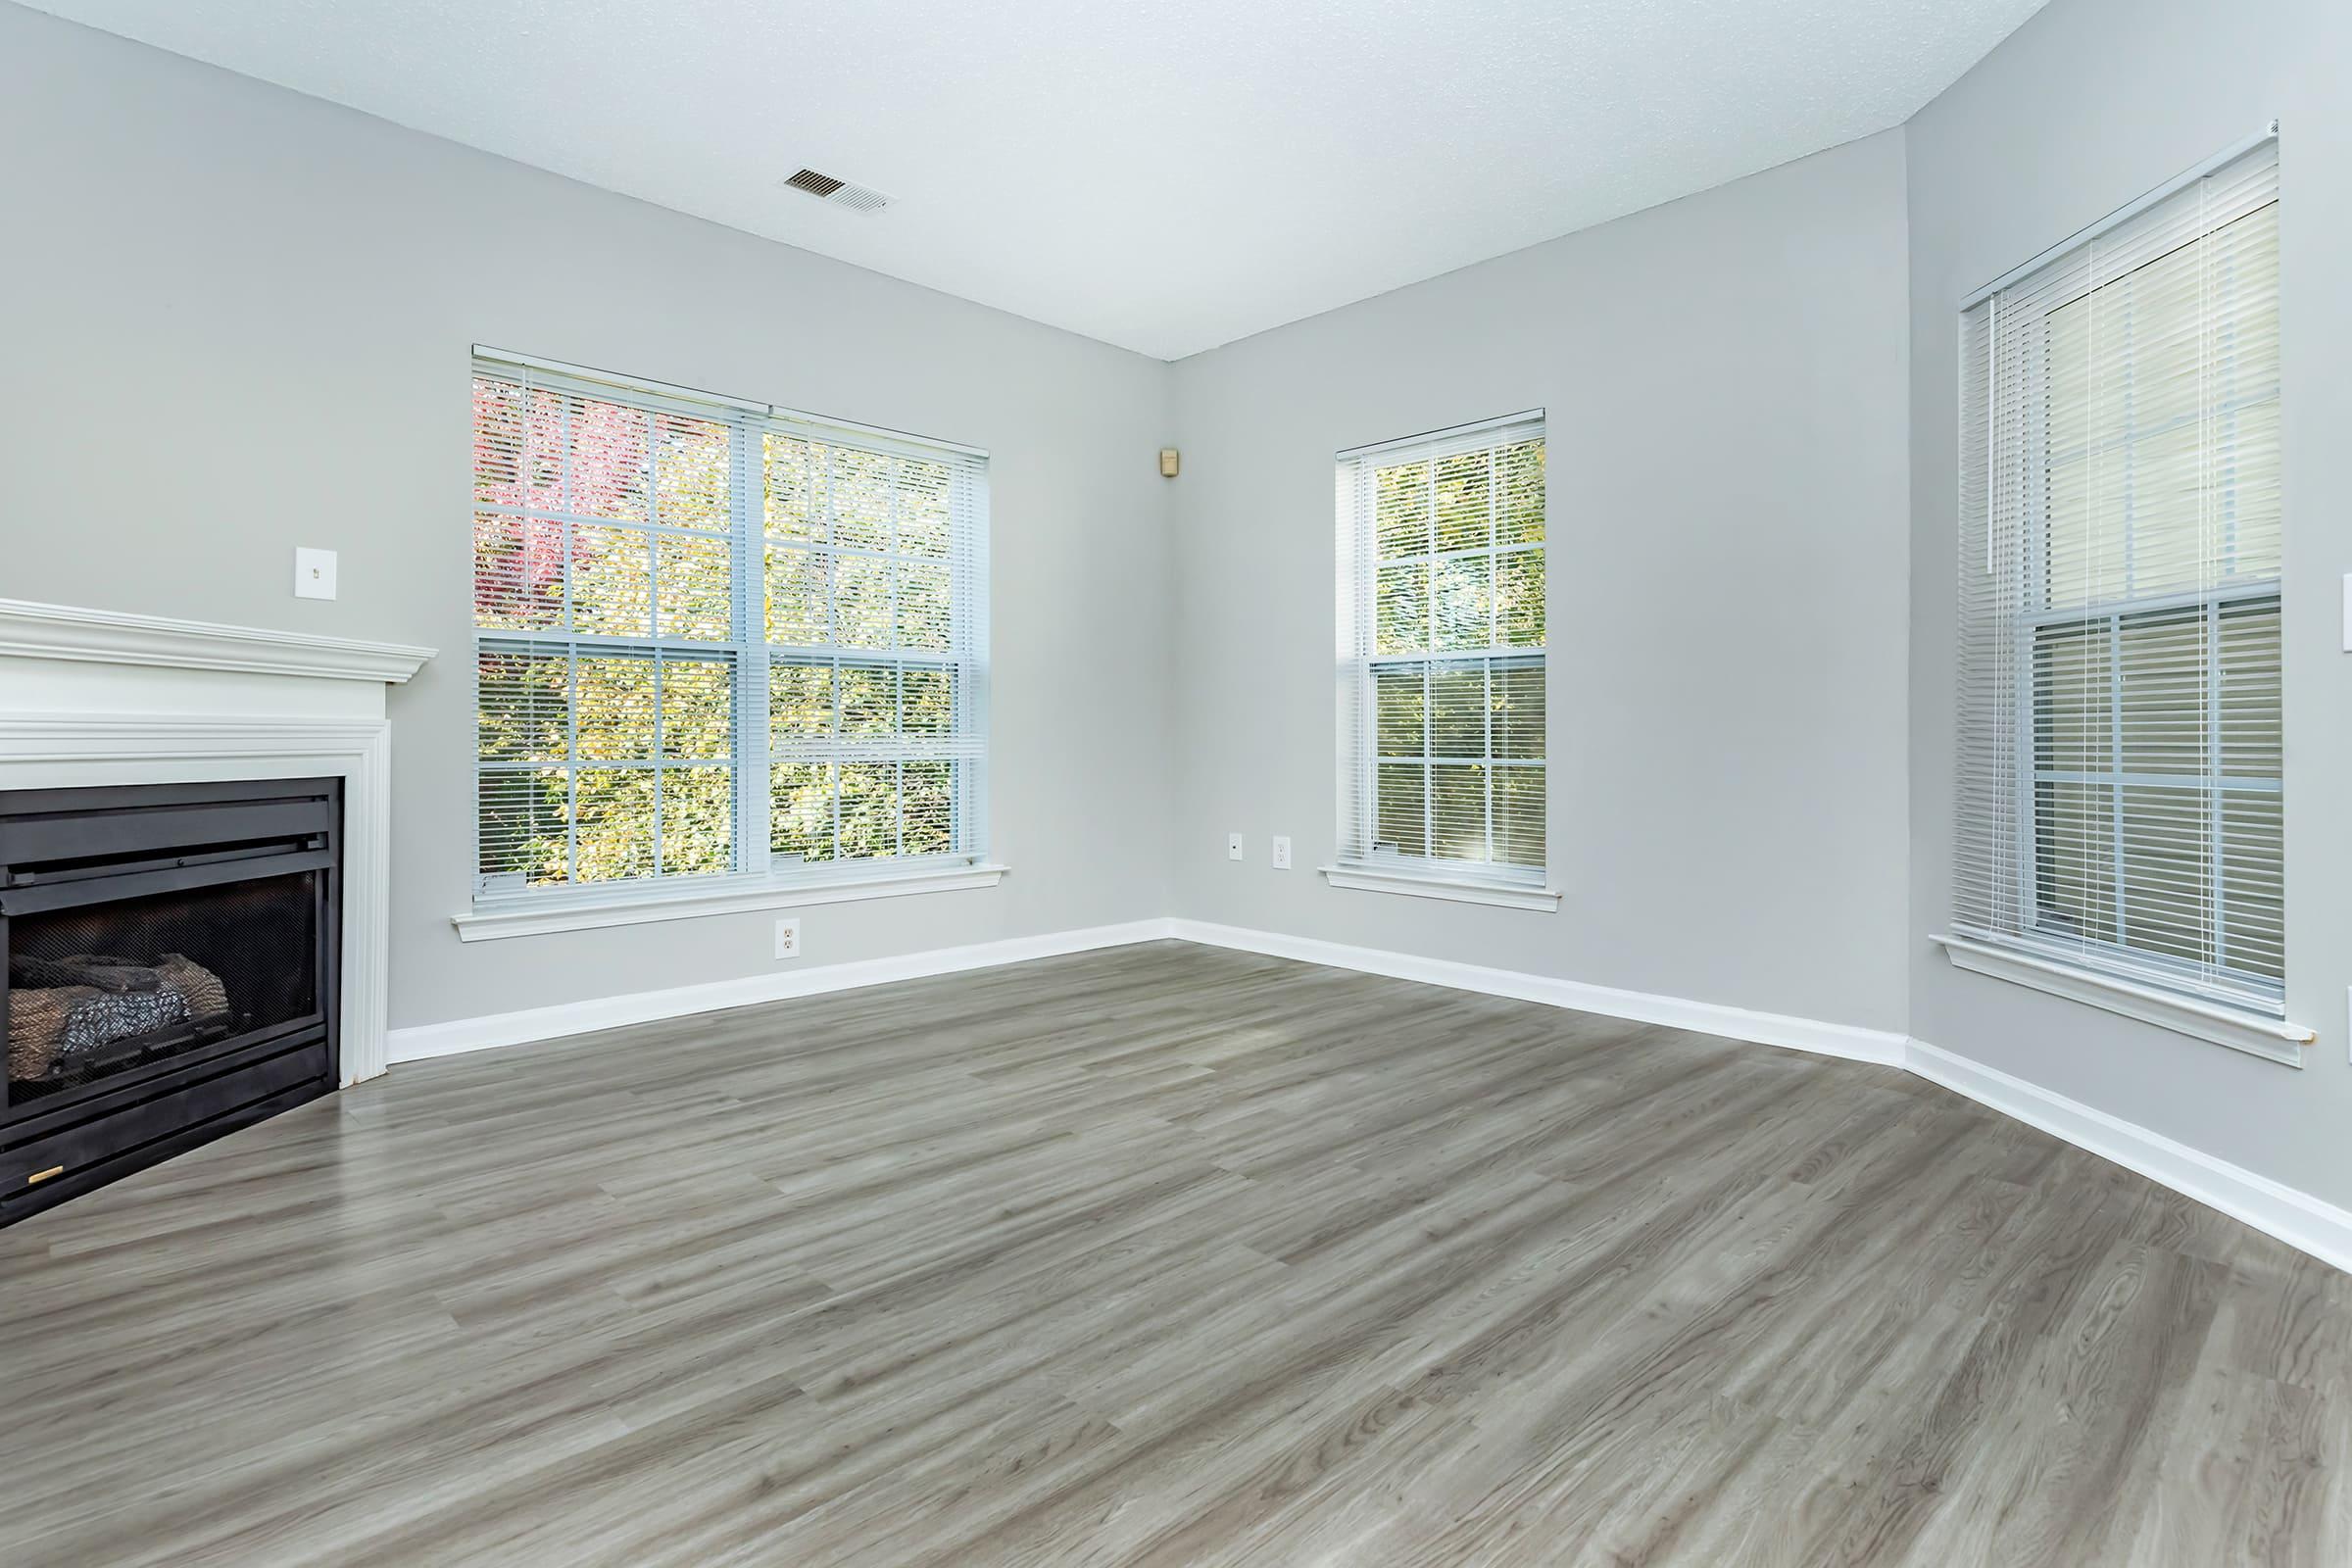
(452, 862, 1008, 943)
(1318, 863, 1561, 911)
(1933, 931, 2312, 1066)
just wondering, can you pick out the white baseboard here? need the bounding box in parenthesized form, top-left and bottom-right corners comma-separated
(1904, 1039, 2352, 1276)
(1167, 919, 1909, 1066)
(384, 912, 2350, 1276)
(386, 918, 1176, 1062)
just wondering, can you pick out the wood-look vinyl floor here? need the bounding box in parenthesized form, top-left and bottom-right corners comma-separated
(1, 941, 2345, 1566)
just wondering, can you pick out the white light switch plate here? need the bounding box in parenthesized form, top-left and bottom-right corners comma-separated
(294, 547, 338, 601)
(1271, 835, 1292, 869)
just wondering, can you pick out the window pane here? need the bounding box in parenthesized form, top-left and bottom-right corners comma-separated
(899, 460, 954, 559)
(571, 768, 657, 883)
(559, 395, 650, 523)
(1495, 549, 1544, 648)
(1375, 763, 1427, 856)
(839, 663, 897, 735)
(574, 656, 658, 760)
(2116, 608, 2206, 777)
(771, 761, 836, 860)
(657, 532, 733, 642)
(1431, 763, 1488, 861)
(478, 649, 569, 763)
(2034, 620, 2115, 773)
(831, 449, 893, 552)
(1374, 662, 1424, 757)
(899, 562, 954, 651)
(569, 524, 653, 638)
(478, 768, 568, 885)
(2222, 791, 2283, 981)
(903, 665, 956, 735)
(764, 434, 827, 543)
(834, 556, 893, 650)
(1430, 555, 1492, 653)
(1428, 662, 1485, 759)
(652, 411, 730, 529)
(839, 761, 899, 858)
(1376, 461, 1430, 558)
(770, 662, 834, 739)
(1495, 767, 1544, 868)
(2118, 783, 2210, 964)
(1433, 449, 1492, 552)
(1496, 440, 1544, 546)
(661, 658, 734, 760)
(660, 766, 734, 876)
(1493, 661, 1544, 760)
(2218, 600, 2281, 778)
(1375, 564, 1428, 656)
(766, 543, 828, 646)
(904, 760, 954, 856)
(474, 512, 564, 629)
(2034, 780, 2118, 945)
(474, 378, 524, 507)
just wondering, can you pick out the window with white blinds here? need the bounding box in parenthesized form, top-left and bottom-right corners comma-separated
(1955, 137, 2281, 1016)
(1336, 414, 1546, 887)
(471, 351, 988, 902)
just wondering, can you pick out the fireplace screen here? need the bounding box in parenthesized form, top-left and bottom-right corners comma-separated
(6, 872, 321, 1106)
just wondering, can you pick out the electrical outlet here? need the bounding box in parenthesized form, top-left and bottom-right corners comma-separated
(1227, 832, 1245, 861)
(1271, 835, 1292, 869)
(773, 917, 803, 960)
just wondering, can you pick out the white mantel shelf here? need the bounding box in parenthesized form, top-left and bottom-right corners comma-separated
(0, 598, 435, 683)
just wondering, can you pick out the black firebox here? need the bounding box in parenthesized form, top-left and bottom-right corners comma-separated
(0, 779, 340, 1224)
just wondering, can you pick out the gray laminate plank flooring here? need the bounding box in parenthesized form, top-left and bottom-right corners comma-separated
(1, 941, 2345, 1566)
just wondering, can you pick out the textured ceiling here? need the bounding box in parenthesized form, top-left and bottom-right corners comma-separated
(22, 0, 2049, 359)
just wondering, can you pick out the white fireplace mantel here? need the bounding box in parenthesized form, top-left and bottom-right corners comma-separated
(0, 599, 434, 1085)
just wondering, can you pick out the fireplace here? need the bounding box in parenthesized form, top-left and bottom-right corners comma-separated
(0, 778, 340, 1223)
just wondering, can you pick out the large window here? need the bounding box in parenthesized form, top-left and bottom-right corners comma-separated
(1335, 414, 1546, 896)
(1955, 139, 2281, 1017)
(470, 352, 987, 904)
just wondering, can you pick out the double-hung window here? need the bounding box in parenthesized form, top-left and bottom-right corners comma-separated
(470, 351, 988, 915)
(1333, 414, 1551, 906)
(1952, 137, 2288, 1043)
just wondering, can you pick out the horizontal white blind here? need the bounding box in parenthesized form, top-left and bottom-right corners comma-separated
(1337, 414, 1545, 883)
(1955, 140, 2281, 1012)
(471, 354, 987, 896)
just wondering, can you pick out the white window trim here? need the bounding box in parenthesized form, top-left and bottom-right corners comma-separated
(1318, 862, 1561, 911)
(1334, 410, 1550, 899)
(454, 859, 1009, 942)
(1934, 931, 2311, 1066)
(1950, 130, 2292, 1050)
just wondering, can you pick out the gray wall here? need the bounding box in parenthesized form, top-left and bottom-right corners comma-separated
(1907, 0, 2352, 1208)
(1166, 132, 1914, 1035)
(0, 4, 1177, 1030)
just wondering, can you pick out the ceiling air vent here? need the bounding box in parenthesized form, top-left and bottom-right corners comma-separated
(782, 168, 891, 213)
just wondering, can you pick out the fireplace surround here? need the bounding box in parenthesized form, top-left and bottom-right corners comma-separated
(0, 598, 432, 1221)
